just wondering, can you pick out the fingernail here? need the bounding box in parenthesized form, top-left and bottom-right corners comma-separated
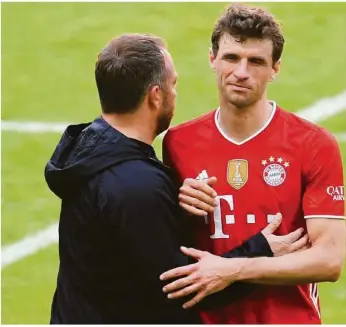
(167, 294, 172, 299)
(213, 192, 217, 197)
(162, 287, 166, 292)
(183, 304, 187, 309)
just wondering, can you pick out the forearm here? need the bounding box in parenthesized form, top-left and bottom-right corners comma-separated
(233, 245, 342, 285)
(194, 230, 271, 310)
(222, 232, 273, 259)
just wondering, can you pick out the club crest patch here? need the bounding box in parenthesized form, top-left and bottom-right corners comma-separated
(262, 156, 289, 186)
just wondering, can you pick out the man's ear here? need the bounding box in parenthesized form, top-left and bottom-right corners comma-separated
(271, 58, 281, 81)
(148, 85, 162, 110)
(209, 47, 216, 72)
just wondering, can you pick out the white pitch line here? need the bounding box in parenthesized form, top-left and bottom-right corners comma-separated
(334, 132, 346, 142)
(1, 121, 70, 133)
(1, 223, 59, 268)
(296, 90, 346, 122)
(2, 90, 346, 269)
(2, 92, 346, 138)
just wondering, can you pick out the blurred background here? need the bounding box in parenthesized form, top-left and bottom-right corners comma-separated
(1, 2, 346, 324)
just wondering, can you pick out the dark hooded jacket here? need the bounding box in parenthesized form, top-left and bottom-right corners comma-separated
(45, 116, 273, 324)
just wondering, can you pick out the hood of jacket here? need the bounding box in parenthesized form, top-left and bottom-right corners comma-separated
(44, 116, 157, 199)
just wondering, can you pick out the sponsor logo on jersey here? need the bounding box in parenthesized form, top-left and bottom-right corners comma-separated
(262, 156, 289, 187)
(227, 159, 248, 190)
(196, 169, 209, 181)
(326, 185, 344, 201)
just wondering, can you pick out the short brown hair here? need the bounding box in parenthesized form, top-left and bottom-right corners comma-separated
(95, 34, 167, 114)
(211, 4, 285, 64)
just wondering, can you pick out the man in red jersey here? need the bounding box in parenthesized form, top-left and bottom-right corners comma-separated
(160, 3, 345, 324)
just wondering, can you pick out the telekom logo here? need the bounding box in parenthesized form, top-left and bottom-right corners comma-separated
(208, 195, 277, 239)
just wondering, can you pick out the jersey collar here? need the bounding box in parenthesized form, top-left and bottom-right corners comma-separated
(214, 101, 277, 146)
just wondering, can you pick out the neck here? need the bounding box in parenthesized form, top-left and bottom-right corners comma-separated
(102, 109, 155, 145)
(218, 95, 274, 143)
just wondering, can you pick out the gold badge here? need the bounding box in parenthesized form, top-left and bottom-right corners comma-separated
(227, 159, 248, 190)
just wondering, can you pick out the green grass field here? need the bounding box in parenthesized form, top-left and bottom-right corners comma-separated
(1, 2, 346, 324)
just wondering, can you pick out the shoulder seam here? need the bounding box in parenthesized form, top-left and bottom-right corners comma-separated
(278, 110, 336, 142)
(278, 110, 323, 133)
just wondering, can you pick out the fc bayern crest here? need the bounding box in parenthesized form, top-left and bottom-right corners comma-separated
(262, 156, 289, 187)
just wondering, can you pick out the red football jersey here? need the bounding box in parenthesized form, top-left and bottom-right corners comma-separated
(163, 103, 345, 324)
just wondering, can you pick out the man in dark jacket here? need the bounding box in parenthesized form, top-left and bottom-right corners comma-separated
(45, 34, 303, 324)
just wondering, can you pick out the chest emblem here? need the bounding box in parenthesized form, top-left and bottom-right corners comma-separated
(262, 156, 289, 186)
(227, 159, 248, 190)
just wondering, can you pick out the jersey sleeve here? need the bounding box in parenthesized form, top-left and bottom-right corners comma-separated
(162, 130, 174, 167)
(302, 130, 345, 219)
(162, 130, 186, 185)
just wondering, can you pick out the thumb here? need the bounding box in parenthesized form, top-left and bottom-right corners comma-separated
(181, 246, 206, 260)
(262, 213, 282, 236)
(206, 176, 217, 186)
